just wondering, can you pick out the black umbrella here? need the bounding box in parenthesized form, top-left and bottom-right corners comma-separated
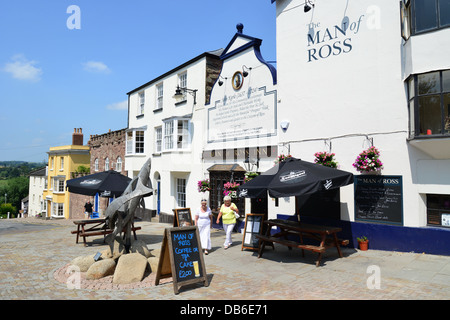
(238, 157, 354, 198)
(66, 170, 132, 198)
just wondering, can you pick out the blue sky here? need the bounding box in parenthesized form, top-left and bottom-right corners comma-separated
(0, 1, 276, 162)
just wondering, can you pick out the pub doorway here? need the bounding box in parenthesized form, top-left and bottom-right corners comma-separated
(207, 164, 246, 216)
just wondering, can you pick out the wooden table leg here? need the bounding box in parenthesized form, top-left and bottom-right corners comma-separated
(81, 224, 87, 247)
(316, 234, 327, 267)
(75, 225, 81, 244)
(299, 232, 305, 258)
(333, 233, 343, 258)
(258, 227, 271, 258)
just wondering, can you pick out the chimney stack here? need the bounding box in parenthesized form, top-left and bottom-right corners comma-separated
(72, 128, 84, 145)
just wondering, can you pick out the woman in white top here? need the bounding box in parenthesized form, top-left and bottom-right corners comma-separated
(195, 199, 213, 255)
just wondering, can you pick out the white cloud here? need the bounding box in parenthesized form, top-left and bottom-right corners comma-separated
(82, 61, 111, 74)
(106, 100, 128, 110)
(3, 54, 42, 82)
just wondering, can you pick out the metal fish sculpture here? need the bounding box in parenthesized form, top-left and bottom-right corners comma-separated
(104, 157, 153, 252)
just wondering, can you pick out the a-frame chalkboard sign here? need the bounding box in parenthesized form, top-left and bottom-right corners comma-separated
(172, 208, 193, 227)
(241, 214, 265, 251)
(155, 226, 209, 294)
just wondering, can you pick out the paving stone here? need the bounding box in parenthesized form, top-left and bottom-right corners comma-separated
(0, 217, 449, 301)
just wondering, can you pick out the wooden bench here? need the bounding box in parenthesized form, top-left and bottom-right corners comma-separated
(72, 218, 141, 246)
(255, 234, 325, 253)
(257, 219, 348, 267)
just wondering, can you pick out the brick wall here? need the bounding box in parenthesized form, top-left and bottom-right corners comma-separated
(88, 128, 127, 176)
(69, 193, 91, 219)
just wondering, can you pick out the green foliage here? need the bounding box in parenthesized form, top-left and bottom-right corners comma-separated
(0, 162, 44, 211)
(0, 203, 17, 218)
(0, 161, 46, 180)
(0, 176, 29, 211)
(76, 165, 90, 174)
(357, 236, 368, 242)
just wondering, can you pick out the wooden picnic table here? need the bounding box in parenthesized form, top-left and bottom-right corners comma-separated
(71, 218, 141, 246)
(255, 219, 348, 267)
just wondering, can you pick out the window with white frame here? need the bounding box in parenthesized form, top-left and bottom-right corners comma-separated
(176, 178, 186, 208)
(94, 158, 99, 171)
(177, 120, 189, 149)
(138, 91, 145, 115)
(178, 72, 187, 101)
(41, 200, 47, 213)
(155, 127, 162, 153)
(164, 121, 174, 150)
(135, 131, 144, 153)
(116, 157, 122, 172)
(126, 130, 145, 155)
(156, 83, 163, 110)
(126, 132, 133, 154)
(60, 157, 64, 171)
(53, 203, 64, 217)
(163, 118, 190, 151)
(53, 177, 65, 193)
(105, 158, 109, 171)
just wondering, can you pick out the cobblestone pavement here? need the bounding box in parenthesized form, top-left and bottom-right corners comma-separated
(1, 217, 450, 302)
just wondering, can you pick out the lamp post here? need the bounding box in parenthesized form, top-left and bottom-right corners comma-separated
(173, 85, 198, 105)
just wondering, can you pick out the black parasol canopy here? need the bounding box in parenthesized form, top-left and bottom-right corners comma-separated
(238, 157, 354, 198)
(66, 170, 132, 198)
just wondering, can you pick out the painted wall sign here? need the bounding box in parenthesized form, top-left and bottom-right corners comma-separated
(306, 15, 364, 62)
(354, 175, 403, 225)
(207, 86, 277, 142)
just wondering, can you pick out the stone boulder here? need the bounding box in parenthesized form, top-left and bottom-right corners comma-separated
(130, 240, 151, 258)
(113, 253, 148, 284)
(147, 256, 159, 273)
(70, 254, 96, 272)
(100, 236, 126, 260)
(86, 258, 116, 280)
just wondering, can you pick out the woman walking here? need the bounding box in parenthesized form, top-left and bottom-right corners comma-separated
(216, 195, 239, 249)
(195, 199, 213, 255)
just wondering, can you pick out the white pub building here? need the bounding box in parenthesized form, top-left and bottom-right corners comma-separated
(125, 24, 278, 225)
(273, 0, 450, 254)
(125, 0, 450, 254)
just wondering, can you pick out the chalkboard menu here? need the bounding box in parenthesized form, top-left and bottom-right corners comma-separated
(241, 214, 265, 251)
(354, 175, 403, 225)
(173, 208, 193, 227)
(155, 226, 208, 294)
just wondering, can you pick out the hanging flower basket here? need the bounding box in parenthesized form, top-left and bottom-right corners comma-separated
(223, 182, 240, 198)
(314, 151, 338, 169)
(197, 179, 211, 193)
(274, 154, 292, 165)
(352, 146, 384, 174)
(244, 171, 259, 183)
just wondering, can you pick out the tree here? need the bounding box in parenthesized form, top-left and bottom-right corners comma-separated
(3, 177, 29, 210)
(0, 203, 17, 218)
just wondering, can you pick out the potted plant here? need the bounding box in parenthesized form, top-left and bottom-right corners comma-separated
(314, 151, 338, 168)
(352, 146, 384, 174)
(357, 236, 369, 251)
(197, 179, 211, 193)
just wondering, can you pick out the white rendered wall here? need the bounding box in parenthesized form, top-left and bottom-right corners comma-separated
(275, 0, 450, 227)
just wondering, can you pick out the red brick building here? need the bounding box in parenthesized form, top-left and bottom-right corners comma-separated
(87, 128, 127, 216)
